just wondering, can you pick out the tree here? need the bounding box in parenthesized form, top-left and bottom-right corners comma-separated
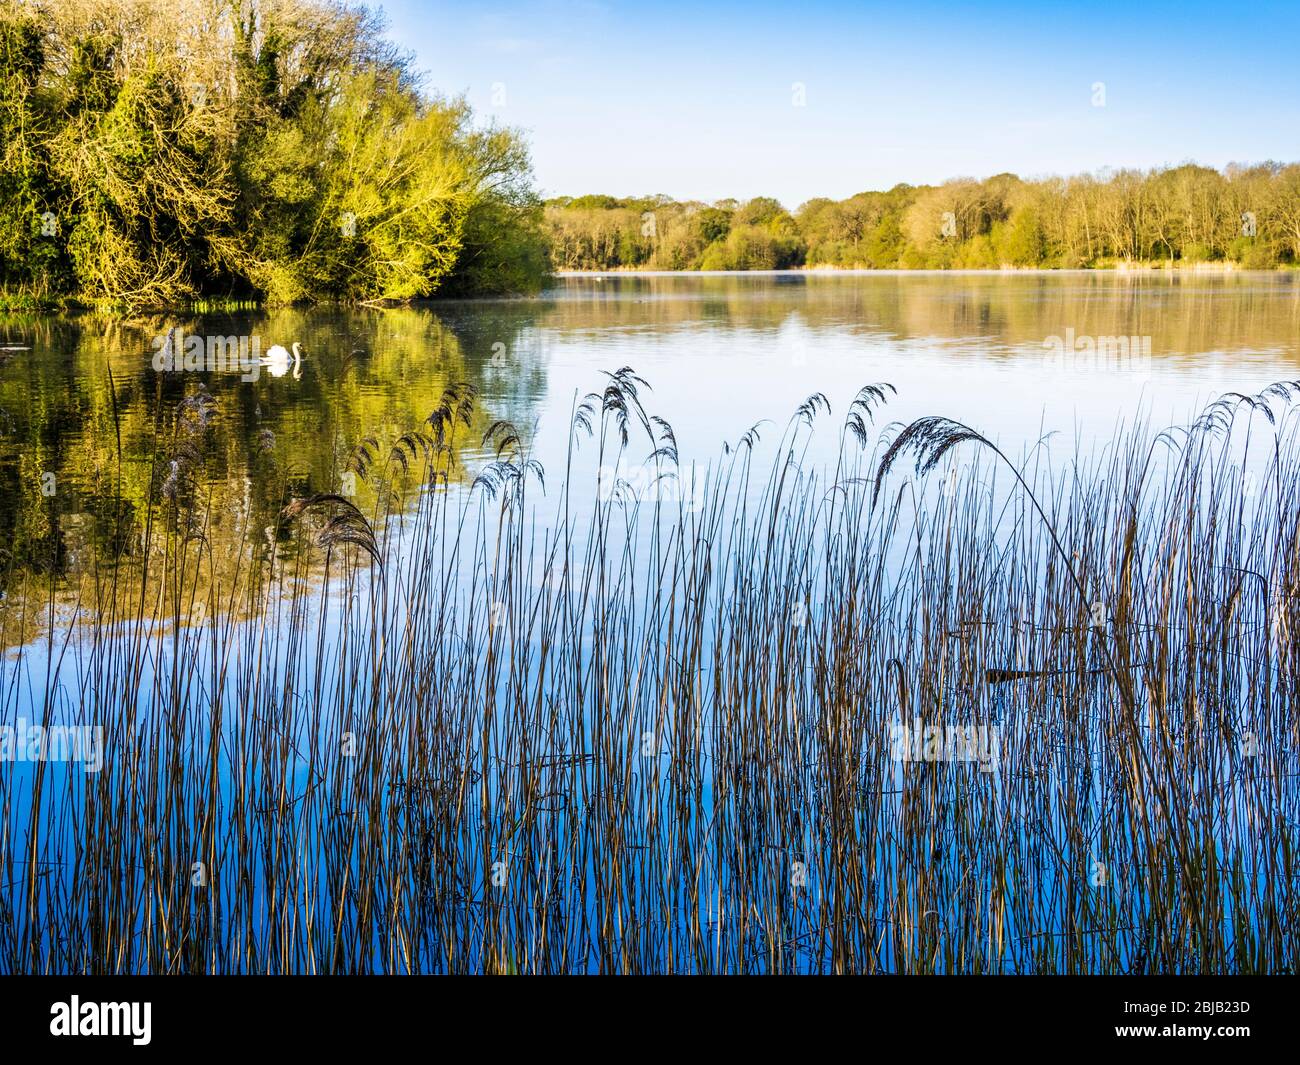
(0, 0, 548, 307)
(539, 164, 1298, 274)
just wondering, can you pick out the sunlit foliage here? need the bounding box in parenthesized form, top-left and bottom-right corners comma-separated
(0, 0, 549, 308)
(545, 163, 1300, 272)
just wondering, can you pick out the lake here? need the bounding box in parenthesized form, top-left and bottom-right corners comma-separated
(3, 272, 1299, 563)
(1, 271, 1297, 974)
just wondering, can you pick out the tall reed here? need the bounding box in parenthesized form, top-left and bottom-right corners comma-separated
(0, 371, 1296, 974)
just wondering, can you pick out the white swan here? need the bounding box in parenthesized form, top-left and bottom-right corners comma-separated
(263, 342, 303, 379)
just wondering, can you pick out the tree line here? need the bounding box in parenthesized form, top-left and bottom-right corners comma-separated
(5, 1, 1300, 310)
(546, 164, 1300, 272)
(0, 0, 549, 309)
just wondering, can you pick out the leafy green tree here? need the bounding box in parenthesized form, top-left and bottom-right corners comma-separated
(0, 11, 65, 295)
(543, 165, 1299, 273)
(998, 207, 1046, 266)
(0, 0, 548, 308)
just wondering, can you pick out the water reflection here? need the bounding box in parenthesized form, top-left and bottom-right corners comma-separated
(1, 271, 1298, 635)
(0, 303, 550, 594)
(1, 275, 1297, 974)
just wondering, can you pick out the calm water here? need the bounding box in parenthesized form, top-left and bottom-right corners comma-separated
(1, 270, 1298, 611)
(2, 271, 1297, 973)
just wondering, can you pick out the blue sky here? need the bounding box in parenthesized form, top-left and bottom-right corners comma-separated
(378, 0, 1300, 208)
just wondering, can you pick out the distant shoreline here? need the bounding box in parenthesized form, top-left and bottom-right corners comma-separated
(555, 263, 1295, 278)
(6, 262, 1291, 316)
